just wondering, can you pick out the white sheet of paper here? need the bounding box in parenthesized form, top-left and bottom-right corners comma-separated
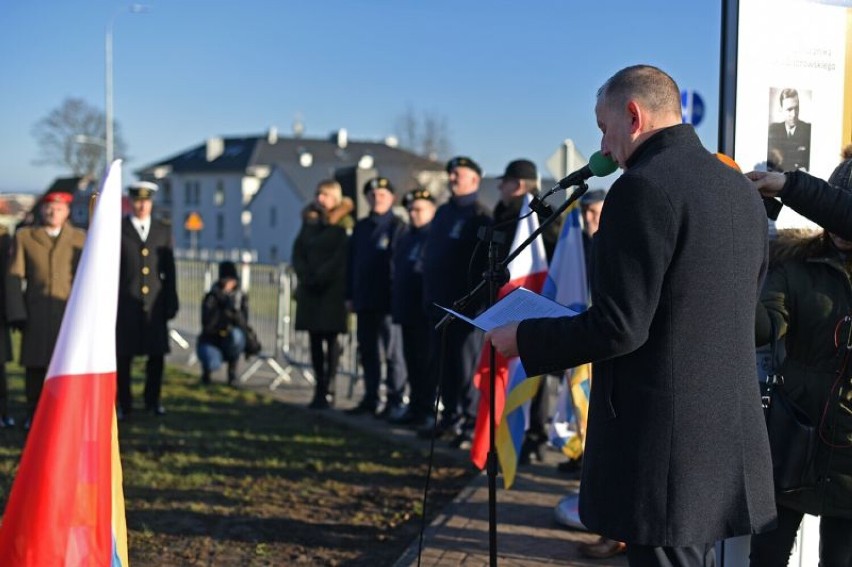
(436, 287, 578, 332)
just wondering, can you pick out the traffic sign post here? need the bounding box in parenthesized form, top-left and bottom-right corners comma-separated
(681, 89, 705, 127)
(184, 211, 204, 251)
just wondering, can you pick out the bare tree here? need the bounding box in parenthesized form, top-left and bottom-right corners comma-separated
(394, 106, 452, 161)
(31, 97, 128, 178)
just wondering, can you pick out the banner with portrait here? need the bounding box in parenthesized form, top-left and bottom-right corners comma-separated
(720, 0, 852, 229)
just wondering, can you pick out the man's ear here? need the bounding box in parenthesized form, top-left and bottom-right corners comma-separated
(626, 100, 643, 134)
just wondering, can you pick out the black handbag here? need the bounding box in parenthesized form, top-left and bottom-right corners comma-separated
(243, 324, 262, 357)
(761, 322, 817, 493)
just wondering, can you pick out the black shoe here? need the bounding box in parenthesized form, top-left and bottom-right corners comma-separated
(147, 405, 166, 416)
(201, 371, 211, 385)
(417, 416, 460, 440)
(388, 407, 419, 425)
(449, 431, 473, 450)
(519, 437, 546, 466)
(557, 457, 582, 475)
(307, 397, 330, 410)
(345, 402, 376, 416)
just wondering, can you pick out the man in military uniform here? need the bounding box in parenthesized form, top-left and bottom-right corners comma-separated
(6, 191, 86, 428)
(345, 177, 407, 418)
(419, 156, 492, 448)
(116, 181, 178, 417)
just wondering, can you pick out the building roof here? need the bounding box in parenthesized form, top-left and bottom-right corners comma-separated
(135, 133, 443, 177)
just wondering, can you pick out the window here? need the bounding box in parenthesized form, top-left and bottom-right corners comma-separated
(161, 180, 172, 205)
(184, 180, 201, 205)
(270, 206, 277, 227)
(216, 213, 224, 241)
(214, 180, 225, 207)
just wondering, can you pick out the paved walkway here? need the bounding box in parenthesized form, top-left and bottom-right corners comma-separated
(174, 349, 627, 566)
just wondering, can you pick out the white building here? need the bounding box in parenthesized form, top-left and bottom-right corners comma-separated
(135, 129, 447, 264)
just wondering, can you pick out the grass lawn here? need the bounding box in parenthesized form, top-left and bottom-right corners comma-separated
(0, 360, 474, 566)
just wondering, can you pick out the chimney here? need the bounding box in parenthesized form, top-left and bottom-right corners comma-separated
(206, 137, 224, 162)
(293, 115, 304, 138)
(384, 135, 399, 148)
(267, 126, 278, 145)
(331, 128, 348, 149)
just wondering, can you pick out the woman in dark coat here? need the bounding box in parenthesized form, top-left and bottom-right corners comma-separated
(291, 180, 354, 409)
(750, 158, 852, 567)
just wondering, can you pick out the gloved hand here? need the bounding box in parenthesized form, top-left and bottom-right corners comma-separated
(8, 320, 25, 332)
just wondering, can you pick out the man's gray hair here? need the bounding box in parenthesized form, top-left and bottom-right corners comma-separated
(597, 65, 681, 116)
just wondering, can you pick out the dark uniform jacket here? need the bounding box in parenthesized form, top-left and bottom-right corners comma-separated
(292, 199, 354, 333)
(517, 125, 777, 546)
(492, 195, 560, 263)
(116, 217, 178, 356)
(391, 222, 430, 326)
(780, 171, 852, 241)
(421, 193, 492, 315)
(768, 120, 811, 172)
(0, 227, 11, 364)
(757, 231, 852, 519)
(6, 224, 86, 367)
(346, 210, 404, 313)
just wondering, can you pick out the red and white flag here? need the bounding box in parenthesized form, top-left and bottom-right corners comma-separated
(470, 194, 548, 472)
(0, 161, 129, 566)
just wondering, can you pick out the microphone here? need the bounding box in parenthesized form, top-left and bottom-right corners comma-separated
(556, 151, 619, 189)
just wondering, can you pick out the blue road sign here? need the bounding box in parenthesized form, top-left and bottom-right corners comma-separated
(681, 90, 704, 127)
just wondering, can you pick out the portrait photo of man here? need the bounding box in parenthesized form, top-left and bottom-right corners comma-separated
(767, 87, 812, 172)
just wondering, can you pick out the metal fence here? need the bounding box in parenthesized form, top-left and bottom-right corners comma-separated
(171, 259, 360, 392)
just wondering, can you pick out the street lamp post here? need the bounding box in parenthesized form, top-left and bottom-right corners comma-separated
(105, 4, 148, 165)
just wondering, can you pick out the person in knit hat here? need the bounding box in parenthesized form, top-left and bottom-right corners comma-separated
(750, 152, 852, 566)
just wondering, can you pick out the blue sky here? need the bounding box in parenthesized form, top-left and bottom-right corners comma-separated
(0, 0, 723, 193)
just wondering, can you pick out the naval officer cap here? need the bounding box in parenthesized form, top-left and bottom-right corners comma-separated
(128, 181, 159, 200)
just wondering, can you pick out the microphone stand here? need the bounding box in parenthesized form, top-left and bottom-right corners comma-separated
(434, 180, 590, 566)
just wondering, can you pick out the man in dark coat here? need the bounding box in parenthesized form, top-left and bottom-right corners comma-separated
(419, 156, 492, 448)
(345, 177, 406, 417)
(390, 188, 437, 427)
(487, 65, 777, 565)
(116, 181, 178, 417)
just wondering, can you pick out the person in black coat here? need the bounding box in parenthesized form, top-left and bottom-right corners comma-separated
(116, 182, 178, 417)
(345, 177, 407, 417)
(389, 188, 437, 426)
(292, 180, 354, 409)
(419, 156, 492, 448)
(487, 65, 777, 565)
(747, 144, 852, 241)
(197, 261, 249, 385)
(493, 158, 560, 463)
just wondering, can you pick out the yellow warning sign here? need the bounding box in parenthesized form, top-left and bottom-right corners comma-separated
(184, 212, 204, 232)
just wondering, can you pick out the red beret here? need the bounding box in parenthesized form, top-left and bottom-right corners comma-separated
(43, 192, 73, 205)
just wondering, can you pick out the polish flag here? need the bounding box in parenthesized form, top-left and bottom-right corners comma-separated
(470, 194, 548, 472)
(0, 161, 129, 566)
